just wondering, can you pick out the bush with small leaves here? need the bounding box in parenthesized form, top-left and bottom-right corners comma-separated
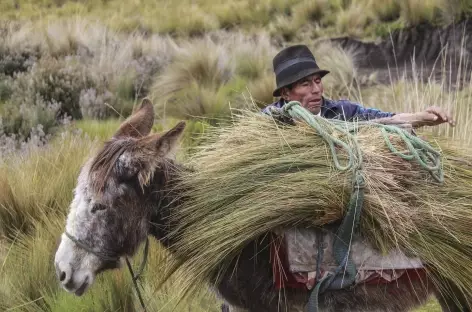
(0, 74, 14, 102)
(79, 88, 115, 120)
(0, 46, 40, 76)
(0, 95, 60, 140)
(17, 56, 96, 119)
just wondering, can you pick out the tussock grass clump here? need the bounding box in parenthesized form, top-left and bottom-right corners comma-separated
(164, 109, 472, 302)
(400, 0, 444, 25)
(311, 41, 362, 99)
(0, 132, 98, 238)
(336, 2, 375, 37)
(150, 33, 276, 122)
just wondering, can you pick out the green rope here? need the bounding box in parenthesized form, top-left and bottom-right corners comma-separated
(280, 101, 444, 183)
(276, 101, 444, 311)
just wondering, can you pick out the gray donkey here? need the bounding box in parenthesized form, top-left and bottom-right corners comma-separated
(54, 99, 470, 312)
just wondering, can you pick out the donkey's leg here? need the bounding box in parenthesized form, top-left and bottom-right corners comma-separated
(216, 234, 308, 312)
(225, 303, 305, 312)
(226, 304, 248, 312)
(215, 236, 282, 312)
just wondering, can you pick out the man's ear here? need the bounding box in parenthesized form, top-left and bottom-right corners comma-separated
(281, 88, 290, 101)
(113, 98, 155, 139)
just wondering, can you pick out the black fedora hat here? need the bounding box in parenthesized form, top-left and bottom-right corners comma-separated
(272, 45, 329, 97)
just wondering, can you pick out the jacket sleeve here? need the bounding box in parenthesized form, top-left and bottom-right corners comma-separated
(343, 101, 395, 120)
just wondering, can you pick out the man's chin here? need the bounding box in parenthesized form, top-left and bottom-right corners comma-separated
(308, 107, 321, 115)
(303, 102, 321, 113)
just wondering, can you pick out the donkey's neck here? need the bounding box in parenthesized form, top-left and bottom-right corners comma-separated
(147, 160, 186, 248)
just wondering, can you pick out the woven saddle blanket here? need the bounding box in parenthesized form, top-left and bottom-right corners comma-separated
(272, 227, 425, 290)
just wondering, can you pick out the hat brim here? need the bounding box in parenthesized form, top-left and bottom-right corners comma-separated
(272, 68, 330, 97)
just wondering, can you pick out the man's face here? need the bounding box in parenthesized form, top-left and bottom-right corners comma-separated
(282, 74, 324, 114)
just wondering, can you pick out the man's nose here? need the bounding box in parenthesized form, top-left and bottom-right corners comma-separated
(311, 83, 321, 94)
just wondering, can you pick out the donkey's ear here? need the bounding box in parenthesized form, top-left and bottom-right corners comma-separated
(154, 121, 186, 157)
(113, 98, 155, 139)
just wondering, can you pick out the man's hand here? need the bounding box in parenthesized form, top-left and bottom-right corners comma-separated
(391, 106, 456, 128)
(413, 106, 456, 128)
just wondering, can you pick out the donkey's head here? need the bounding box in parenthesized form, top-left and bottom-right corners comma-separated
(54, 99, 185, 296)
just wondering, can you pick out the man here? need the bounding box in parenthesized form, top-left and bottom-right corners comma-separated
(251, 45, 463, 311)
(263, 44, 455, 127)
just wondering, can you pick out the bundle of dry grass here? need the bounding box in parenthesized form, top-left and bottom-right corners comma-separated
(164, 107, 472, 303)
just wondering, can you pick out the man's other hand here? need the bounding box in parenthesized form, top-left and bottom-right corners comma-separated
(411, 106, 456, 128)
(422, 106, 456, 127)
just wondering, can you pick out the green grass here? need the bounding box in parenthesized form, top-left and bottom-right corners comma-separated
(0, 131, 99, 239)
(74, 118, 123, 141)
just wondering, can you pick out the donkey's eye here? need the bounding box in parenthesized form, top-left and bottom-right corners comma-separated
(91, 203, 107, 213)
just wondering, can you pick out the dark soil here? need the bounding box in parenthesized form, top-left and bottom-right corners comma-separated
(327, 19, 472, 88)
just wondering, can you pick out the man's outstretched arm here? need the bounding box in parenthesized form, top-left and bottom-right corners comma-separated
(350, 102, 455, 128)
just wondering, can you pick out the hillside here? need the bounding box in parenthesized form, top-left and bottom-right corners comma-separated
(1, 1, 472, 311)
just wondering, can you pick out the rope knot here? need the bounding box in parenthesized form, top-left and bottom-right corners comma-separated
(353, 170, 366, 189)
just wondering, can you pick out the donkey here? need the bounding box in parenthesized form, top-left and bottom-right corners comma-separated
(54, 99, 469, 312)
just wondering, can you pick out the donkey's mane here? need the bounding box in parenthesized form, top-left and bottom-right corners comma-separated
(88, 135, 185, 197)
(89, 137, 137, 194)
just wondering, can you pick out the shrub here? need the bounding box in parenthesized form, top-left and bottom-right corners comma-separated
(0, 46, 40, 76)
(0, 22, 42, 76)
(0, 74, 13, 101)
(0, 95, 60, 144)
(0, 56, 97, 148)
(10, 56, 96, 120)
(78, 88, 115, 120)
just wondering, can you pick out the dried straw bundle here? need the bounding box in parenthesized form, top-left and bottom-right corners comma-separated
(165, 109, 472, 301)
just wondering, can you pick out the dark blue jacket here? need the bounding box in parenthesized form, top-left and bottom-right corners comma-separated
(262, 97, 395, 121)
